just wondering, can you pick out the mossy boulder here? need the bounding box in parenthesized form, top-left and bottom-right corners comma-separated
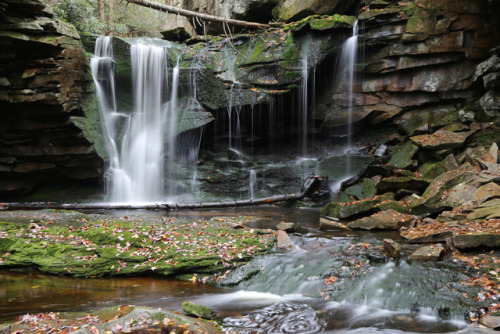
(0, 217, 275, 278)
(182, 302, 216, 320)
(273, 0, 354, 22)
(321, 192, 395, 220)
(418, 160, 447, 179)
(161, 27, 192, 42)
(412, 164, 478, 215)
(376, 176, 431, 194)
(344, 178, 378, 200)
(389, 141, 419, 169)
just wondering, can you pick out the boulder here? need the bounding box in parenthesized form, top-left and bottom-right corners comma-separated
(276, 222, 295, 231)
(410, 130, 475, 151)
(411, 244, 444, 261)
(338, 193, 395, 220)
(277, 230, 293, 250)
(466, 205, 500, 220)
(405, 230, 454, 244)
(182, 302, 216, 320)
(161, 27, 192, 42)
(376, 176, 431, 194)
(273, 0, 353, 22)
(348, 209, 416, 230)
(319, 218, 350, 230)
(473, 182, 500, 204)
(383, 239, 401, 259)
(480, 315, 500, 329)
(412, 164, 477, 214)
(452, 233, 500, 249)
(482, 142, 499, 164)
(388, 142, 419, 169)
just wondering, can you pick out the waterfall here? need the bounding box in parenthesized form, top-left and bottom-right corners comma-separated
(300, 55, 308, 157)
(91, 37, 182, 203)
(339, 21, 359, 149)
(249, 169, 257, 199)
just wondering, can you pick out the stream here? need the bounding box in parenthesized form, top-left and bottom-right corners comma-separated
(0, 207, 495, 333)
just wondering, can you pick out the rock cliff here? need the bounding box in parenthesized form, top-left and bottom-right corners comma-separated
(0, 0, 103, 199)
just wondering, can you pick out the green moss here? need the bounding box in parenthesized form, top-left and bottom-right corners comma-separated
(182, 302, 215, 320)
(320, 202, 342, 218)
(0, 219, 275, 278)
(249, 38, 265, 63)
(418, 160, 446, 179)
(375, 200, 411, 214)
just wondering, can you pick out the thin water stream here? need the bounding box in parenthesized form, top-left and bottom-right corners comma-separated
(0, 208, 494, 333)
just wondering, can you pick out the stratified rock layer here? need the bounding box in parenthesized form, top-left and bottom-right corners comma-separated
(0, 0, 103, 199)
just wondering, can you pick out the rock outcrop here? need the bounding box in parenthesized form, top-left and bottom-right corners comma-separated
(0, 0, 103, 199)
(316, 0, 500, 138)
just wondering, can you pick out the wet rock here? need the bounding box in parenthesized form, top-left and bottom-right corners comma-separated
(276, 222, 295, 231)
(453, 233, 500, 249)
(411, 244, 444, 261)
(412, 164, 477, 214)
(405, 230, 454, 244)
(348, 209, 416, 230)
(277, 230, 293, 250)
(388, 142, 419, 169)
(479, 315, 500, 329)
(161, 26, 192, 42)
(411, 130, 475, 151)
(319, 217, 350, 230)
(216, 261, 263, 285)
(376, 176, 431, 194)
(182, 301, 216, 320)
(344, 178, 378, 200)
(383, 239, 401, 259)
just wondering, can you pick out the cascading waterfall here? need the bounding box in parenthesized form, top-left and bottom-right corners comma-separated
(338, 20, 359, 149)
(249, 169, 257, 199)
(91, 37, 181, 203)
(300, 52, 309, 157)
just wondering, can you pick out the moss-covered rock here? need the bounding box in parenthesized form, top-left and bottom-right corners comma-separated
(0, 217, 275, 278)
(273, 0, 353, 22)
(182, 302, 216, 320)
(321, 192, 395, 220)
(389, 141, 419, 169)
(418, 160, 447, 179)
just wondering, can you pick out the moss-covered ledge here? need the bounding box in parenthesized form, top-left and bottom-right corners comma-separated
(0, 215, 275, 278)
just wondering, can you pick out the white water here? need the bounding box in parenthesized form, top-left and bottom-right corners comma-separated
(249, 169, 257, 199)
(91, 37, 182, 203)
(338, 21, 359, 149)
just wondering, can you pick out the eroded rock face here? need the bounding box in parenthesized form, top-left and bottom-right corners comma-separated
(0, 0, 103, 199)
(317, 0, 499, 136)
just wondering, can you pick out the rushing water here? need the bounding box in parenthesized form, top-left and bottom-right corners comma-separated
(0, 208, 494, 333)
(337, 21, 359, 150)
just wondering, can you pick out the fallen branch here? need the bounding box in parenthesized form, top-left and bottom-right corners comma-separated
(125, 0, 270, 30)
(0, 176, 328, 211)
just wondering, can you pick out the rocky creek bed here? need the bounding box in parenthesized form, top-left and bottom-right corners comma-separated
(1, 208, 500, 333)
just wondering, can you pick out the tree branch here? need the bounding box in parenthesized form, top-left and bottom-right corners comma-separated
(125, 0, 270, 30)
(0, 176, 327, 211)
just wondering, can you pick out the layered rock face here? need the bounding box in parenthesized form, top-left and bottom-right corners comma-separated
(318, 0, 500, 137)
(0, 0, 103, 199)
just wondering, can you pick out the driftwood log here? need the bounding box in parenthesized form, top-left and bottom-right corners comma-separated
(0, 176, 328, 211)
(125, 0, 271, 30)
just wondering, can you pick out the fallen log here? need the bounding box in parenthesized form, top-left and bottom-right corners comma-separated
(0, 176, 328, 211)
(125, 0, 271, 30)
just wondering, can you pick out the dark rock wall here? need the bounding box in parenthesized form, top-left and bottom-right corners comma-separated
(0, 0, 103, 199)
(318, 0, 500, 138)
